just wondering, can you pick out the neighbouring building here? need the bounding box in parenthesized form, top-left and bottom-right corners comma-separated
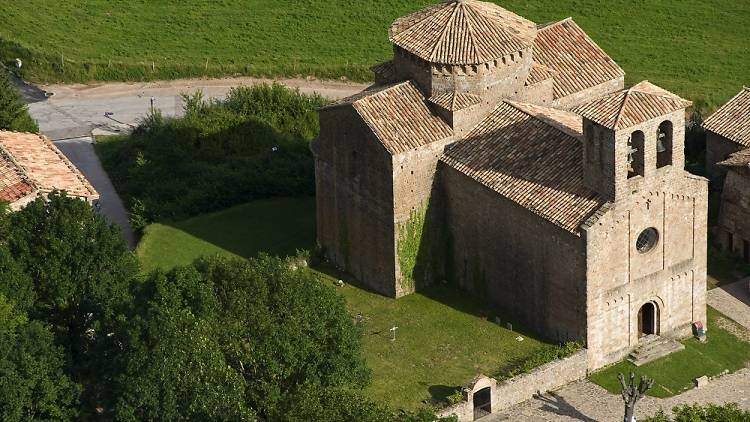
(703, 87, 750, 183)
(312, 0, 707, 372)
(703, 88, 750, 262)
(0, 131, 99, 210)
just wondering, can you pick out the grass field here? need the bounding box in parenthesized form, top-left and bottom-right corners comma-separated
(136, 197, 316, 272)
(136, 196, 555, 410)
(589, 307, 750, 398)
(2, 0, 749, 106)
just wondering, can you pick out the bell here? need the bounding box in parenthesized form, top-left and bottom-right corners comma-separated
(656, 138, 667, 153)
(656, 131, 667, 153)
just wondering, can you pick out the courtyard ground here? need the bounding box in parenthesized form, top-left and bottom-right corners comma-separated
(3, 0, 749, 106)
(134, 197, 554, 411)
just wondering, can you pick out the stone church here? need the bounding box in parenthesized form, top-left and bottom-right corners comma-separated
(312, 0, 707, 369)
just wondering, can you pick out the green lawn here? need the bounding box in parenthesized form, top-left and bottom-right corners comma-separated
(590, 307, 750, 398)
(136, 197, 553, 410)
(136, 197, 315, 272)
(2, 0, 749, 106)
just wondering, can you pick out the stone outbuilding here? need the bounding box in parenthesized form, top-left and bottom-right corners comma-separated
(703, 87, 750, 262)
(313, 0, 707, 371)
(703, 87, 750, 183)
(0, 131, 99, 210)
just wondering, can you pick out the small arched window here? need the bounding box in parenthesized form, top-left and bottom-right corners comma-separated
(657, 121, 673, 168)
(628, 131, 645, 178)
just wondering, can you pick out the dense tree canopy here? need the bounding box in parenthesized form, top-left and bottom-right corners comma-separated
(0, 194, 449, 421)
(0, 69, 37, 132)
(0, 294, 79, 421)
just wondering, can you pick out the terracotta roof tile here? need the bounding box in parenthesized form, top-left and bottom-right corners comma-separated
(525, 62, 555, 86)
(0, 147, 34, 202)
(0, 132, 98, 201)
(703, 87, 750, 147)
(389, 0, 536, 65)
(534, 18, 625, 99)
(442, 101, 606, 234)
(719, 147, 750, 167)
(327, 82, 453, 155)
(506, 100, 583, 138)
(371, 60, 397, 81)
(573, 81, 691, 130)
(428, 92, 481, 111)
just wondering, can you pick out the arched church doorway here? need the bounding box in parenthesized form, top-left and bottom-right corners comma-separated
(473, 386, 491, 420)
(638, 302, 660, 338)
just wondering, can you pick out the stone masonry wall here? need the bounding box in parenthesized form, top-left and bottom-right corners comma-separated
(442, 164, 588, 342)
(315, 106, 398, 296)
(705, 131, 744, 183)
(718, 167, 750, 260)
(437, 350, 589, 422)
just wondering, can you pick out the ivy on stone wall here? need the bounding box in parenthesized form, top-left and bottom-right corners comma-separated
(397, 205, 428, 293)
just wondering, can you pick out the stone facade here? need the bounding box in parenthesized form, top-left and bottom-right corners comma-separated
(314, 0, 707, 373)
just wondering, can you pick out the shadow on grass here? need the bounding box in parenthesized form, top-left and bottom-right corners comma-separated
(427, 385, 461, 405)
(165, 196, 317, 260)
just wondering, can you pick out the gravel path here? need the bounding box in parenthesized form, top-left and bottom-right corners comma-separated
(487, 368, 750, 422)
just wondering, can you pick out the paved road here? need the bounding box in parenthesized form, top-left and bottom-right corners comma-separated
(53, 137, 136, 249)
(28, 77, 369, 140)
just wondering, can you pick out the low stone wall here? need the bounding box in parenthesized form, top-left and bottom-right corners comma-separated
(438, 349, 588, 421)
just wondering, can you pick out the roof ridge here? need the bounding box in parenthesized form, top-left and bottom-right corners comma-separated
(613, 89, 632, 129)
(0, 140, 38, 192)
(390, 2, 449, 37)
(505, 100, 580, 139)
(429, 2, 461, 62)
(537, 17, 573, 30)
(459, 2, 482, 64)
(39, 135, 97, 196)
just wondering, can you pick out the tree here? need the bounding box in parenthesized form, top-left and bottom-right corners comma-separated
(194, 255, 371, 418)
(645, 403, 750, 422)
(0, 294, 79, 421)
(3, 192, 139, 414)
(114, 268, 253, 421)
(0, 69, 38, 133)
(619, 372, 654, 422)
(113, 255, 371, 419)
(0, 245, 34, 312)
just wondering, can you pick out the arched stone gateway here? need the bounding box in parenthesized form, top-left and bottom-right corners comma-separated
(467, 375, 495, 420)
(638, 301, 660, 338)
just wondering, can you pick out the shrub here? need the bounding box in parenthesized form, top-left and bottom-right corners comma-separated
(96, 83, 327, 227)
(0, 68, 38, 133)
(644, 403, 750, 421)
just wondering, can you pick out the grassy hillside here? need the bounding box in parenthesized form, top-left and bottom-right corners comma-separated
(1, 0, 748, 106)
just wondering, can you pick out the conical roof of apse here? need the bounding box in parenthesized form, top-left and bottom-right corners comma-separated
(389, 0, 537, 65)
